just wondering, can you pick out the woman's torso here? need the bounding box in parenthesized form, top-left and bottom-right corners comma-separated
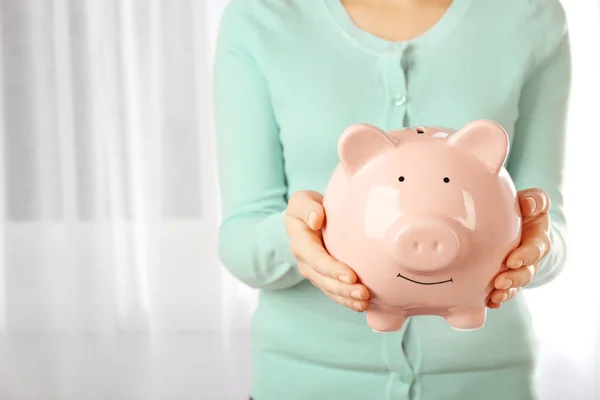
(239, 0, 563, 398)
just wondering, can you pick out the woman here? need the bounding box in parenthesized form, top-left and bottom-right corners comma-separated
(213, 0, 571, 399)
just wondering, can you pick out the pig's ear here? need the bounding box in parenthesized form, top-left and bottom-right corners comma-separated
(338, 124, 395, 177)
(447, 120, 509, 174)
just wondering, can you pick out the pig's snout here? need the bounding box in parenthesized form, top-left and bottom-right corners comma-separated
(388, 220, 461, 272)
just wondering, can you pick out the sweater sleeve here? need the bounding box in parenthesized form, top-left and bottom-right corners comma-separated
(506, 13, 572, 288)
(212, 1, 305, 291)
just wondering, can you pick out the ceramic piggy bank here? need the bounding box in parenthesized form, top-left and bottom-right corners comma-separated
(322, 120, 522, 332)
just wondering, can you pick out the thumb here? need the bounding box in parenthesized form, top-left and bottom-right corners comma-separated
(518, 188, 550, 219)
(286, 190, 325, 230)
(505, 229, 549, 269)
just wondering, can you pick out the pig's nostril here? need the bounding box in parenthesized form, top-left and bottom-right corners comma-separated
(413, 242, 421, 252)
(433, 241, 441, 251)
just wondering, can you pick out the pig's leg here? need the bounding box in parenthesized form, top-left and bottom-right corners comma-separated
(366, 309, 407, 333)
(444, 307, 487, 331)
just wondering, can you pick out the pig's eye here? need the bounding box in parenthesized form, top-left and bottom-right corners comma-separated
(398, 176, 405, 182)
(443, 177, 450, 183)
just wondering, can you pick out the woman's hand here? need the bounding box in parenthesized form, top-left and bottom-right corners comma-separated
(488, 188, 552, 308)
(285, 190, 370, 312)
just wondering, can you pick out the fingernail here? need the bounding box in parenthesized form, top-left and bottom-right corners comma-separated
(501, 279, 513, 289)
(308, 212, 317, 229)
(500, 292, 508, 302)
(510, 260, 523, 268)
(351, 290, 363, 300)
(353, 301, 363, 311)
(525, 197, 536, 214)
(339, 275, 351, 284)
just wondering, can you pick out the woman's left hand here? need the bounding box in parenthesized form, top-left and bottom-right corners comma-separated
(487, 188, 552, 309)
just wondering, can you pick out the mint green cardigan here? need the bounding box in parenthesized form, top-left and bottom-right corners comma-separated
(213, 0, 571, 398)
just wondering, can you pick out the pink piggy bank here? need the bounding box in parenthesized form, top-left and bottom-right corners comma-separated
(322, 120, 522, 332)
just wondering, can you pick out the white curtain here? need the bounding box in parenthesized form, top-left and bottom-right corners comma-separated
(0, 0, 252, 399)
(0, 0, 598, 399)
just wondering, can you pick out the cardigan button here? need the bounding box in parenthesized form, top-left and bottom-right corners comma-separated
(394, 95, 407, 107)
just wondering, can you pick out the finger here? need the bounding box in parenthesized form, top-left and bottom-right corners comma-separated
(486, 288, 502, 308)
(506, 287, 521, 302)
(490, 289, 509, 305)
(302, 243, 359, 284)
(505, 233, 549, 269)
(286, 191, 325, 230)
(298, 262, 354, 300)
(487, 299, 502, 309)
(323, 291, 370, 312)
(297, 261, 312, 279)
(494, 264, 536, 289)
(518, 188, 550, 219)
(305, 267, 369, 300)
(289, 218, 359, 284)
(489, 288, 520, 305)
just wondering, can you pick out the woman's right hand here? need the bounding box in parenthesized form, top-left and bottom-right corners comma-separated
(284, 190, 370, 312)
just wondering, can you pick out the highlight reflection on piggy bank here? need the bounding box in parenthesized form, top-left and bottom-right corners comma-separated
(322, 120, 522, 332)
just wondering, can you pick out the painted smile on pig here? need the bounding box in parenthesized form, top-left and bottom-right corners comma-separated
(396, 273, 453, 285)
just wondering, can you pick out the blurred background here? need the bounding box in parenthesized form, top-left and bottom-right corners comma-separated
(0, 0, 598, 399)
